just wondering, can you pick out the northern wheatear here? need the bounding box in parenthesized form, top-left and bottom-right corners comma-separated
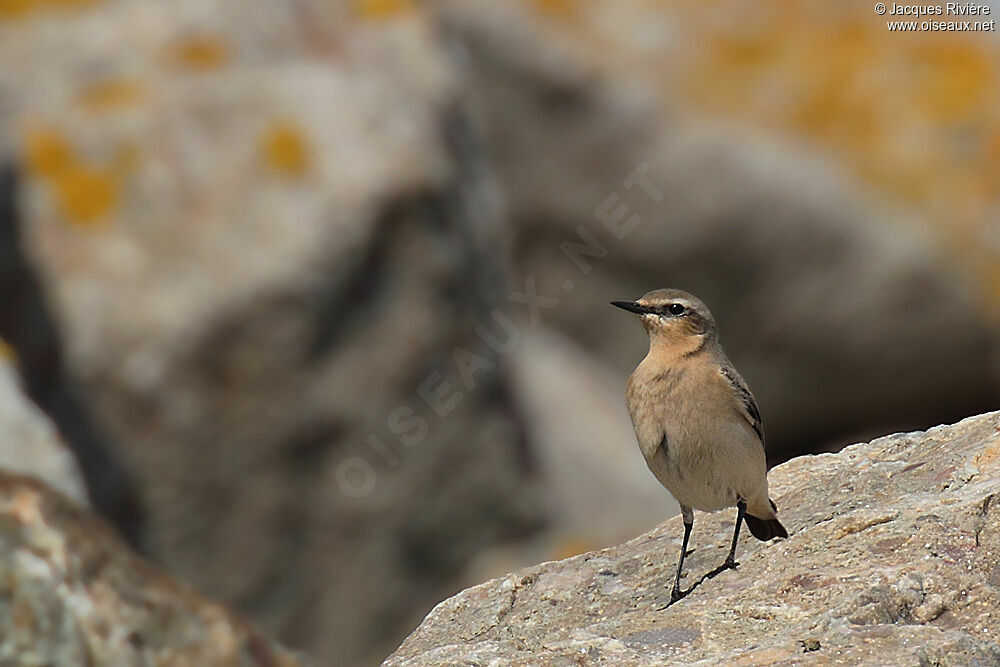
(612, 289, 787, 603)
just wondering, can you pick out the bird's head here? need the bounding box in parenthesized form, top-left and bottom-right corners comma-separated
(611, 289, 717, 349)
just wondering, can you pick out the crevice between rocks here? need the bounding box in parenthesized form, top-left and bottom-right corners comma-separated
(0, 163, 143, 547)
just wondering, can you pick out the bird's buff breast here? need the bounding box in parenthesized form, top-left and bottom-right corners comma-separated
(626, 364, 761, 512)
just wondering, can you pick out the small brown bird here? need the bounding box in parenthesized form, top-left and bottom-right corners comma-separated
(612, 289, 787, 603)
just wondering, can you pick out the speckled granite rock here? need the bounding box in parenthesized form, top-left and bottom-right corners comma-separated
(387, 412, 1000, 665)
(0, 471, 304, 666)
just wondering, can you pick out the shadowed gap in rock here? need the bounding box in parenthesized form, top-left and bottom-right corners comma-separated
(0, 163, 144, 546)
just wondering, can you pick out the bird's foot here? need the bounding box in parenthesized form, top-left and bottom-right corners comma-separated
(657, 585, 687, 610)
(723, 557, 739, 570)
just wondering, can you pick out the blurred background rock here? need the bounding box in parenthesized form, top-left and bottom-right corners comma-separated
(0, 0, 997, 664)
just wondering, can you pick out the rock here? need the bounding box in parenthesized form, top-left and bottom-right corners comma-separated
(0, 471, 303, 666)
(432, 0, 1000, 461)
(0, 352, 87, 504)
(1, 3, 541, 664)
(0, 165, 143, 543)
(387, 411, 1000, 665)
(5, 1, 999, 663)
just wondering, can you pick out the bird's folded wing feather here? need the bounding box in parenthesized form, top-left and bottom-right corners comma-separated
(720, 365, 764, 447)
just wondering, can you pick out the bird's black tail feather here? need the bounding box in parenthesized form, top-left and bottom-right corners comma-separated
(745, 499, 788, 541)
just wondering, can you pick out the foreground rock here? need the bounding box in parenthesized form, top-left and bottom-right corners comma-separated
(0, 354, 87, 504)
(388, 412, 1000, 665)
(0, 472, 303, 666)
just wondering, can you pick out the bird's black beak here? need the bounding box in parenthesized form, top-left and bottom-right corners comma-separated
(611, 300, 652, 315)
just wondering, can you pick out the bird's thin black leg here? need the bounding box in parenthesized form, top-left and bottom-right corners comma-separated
(724, 499, 746, 569)
(671, 518, 693, 602)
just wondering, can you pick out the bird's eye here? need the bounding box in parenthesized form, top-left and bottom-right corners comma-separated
(667, 303, 686, 316)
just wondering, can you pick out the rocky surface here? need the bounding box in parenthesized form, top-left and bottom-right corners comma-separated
(0, 166, 142, 543)
(388, 412, 1000, 665)
(3, 1, 1000, 664)
(0, 352, 87, 505)
(0, 471, 303, 666)
(1, 3, 541, 664)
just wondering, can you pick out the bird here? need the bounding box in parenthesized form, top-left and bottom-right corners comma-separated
(611, 288, 787, 603)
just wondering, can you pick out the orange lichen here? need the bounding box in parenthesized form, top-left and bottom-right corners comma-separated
(51, 164, 118, 226)
(0, 0, 100, 19)
(45, 0, 101, 8)
(169, 36, 230, 71)
(354, 0, 416, 18)
(22, 126, 119, 226)
(259, 121, 311, 177)
(910, 42, 992, 121)
(0, 339, 14, 361)
(24, 128, 75, 178)
(0, 0, 34, 18)
(532, 0, 577, 15)
(75, 79, 146, 112)
(655, 0, 1000, 303)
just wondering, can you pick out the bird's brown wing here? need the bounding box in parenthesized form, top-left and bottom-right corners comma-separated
(720, 365, 764, 447)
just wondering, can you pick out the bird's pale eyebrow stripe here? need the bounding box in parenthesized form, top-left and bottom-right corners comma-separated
(720, 366, 764, 446)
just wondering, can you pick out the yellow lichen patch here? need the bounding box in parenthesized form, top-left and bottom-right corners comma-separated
(910, 41, 992, 122)
(21, 127, 119, 227)
(0, 0, 34, 19)
(48, 0, 101, 11)
(24, 128, 75, 178)
(0, 0, 100, 19)
(51, 164, 118, 226)
(45, 0, 101, 8)
(354, 0, 416, 19)
(259, 121, 311, 178)
(532, 0, 578, 16)
(655, 0, 1000, 305)
(169, 36, 230, 71)
(75, 79, 146, 113)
